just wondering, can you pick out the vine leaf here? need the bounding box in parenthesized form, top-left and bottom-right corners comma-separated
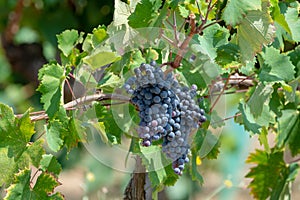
(247, 82, 273, 118)
(82, 25, 108, 52)
(285, 7, 300, 42)
(57, 29, 84, 57)
(4, 169, 63, 200)
(0, 140, 45, 187)
(190, 151, 203, 185)
(0, 104, 34, 160)
(270, 0, 291, 35)
(95, 105, 123, 144)
(46, 120, 65, 152)
(236, 102, 261, 133)
(277, 109, 300, 156)
(128, 0, 162, 28)
(193, 24, 230, 60)
(37, 63, 65, 119)
(259, 46, 295, 82)
(246, 149, 299, 200)
(98, 72, 122, 93)
(222, 0, 261, 26)
(237, 101, 275, 134)
(40, 154, 62, 176)
(139, 145, 178, 190)
(83, 51, 121, 70)
(237, 1, 275, 63)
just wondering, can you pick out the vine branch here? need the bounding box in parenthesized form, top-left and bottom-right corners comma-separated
(15, 93, 130, 121)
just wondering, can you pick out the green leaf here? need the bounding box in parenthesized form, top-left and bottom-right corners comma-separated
(222, 0, 261, 26)
(247, 83, 273, 118)
(277, 109, 300, 156)
(210, 110, 225, 128)
(40, 154, 62, 176)
(0, 104, 35, 160)
(190, 151, 203, 184)
(237, 1, 275, 63)
(0, 139, 44, 187)
(246, 149, 299, 200)
(287, 46, 300, 77)
(83, 51, 121, 70)
(92, 25, 108, 47)
(194, 24, 230, 60)
(270, 0, 291, 35)
(4, 169, 31, 200)
(138, 145, 175, 190)
(0, 148, 15, 186)
(97, 73, 122, 93)
(26, 140, 45, 168)
(259, 127, 270, 153)
(57, 29, 82, 57)
(198, 130, 220, 159)
(285, 7, 300, 42)
(37, 63, 65, 119)
(65, 117, 84, 150)
(259, 46, 295, 82)
(270, 163, 299, 200)
(46, 120, 64, 152)
(96, 105, 123, 144)
(4, 169, 63, 200)
(237, 101, 261, 134)
(283, 79, 299, 103)
(32, 172, 63, 199)
(216, 43, 240, 67)
(128, 0, 162, 28)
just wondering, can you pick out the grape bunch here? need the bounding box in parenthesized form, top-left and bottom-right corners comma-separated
(123, 61, 206, 175)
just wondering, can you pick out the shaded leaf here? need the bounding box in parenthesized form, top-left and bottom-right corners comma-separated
(95, 105, 123, 144)
(128, 0, 162, 28)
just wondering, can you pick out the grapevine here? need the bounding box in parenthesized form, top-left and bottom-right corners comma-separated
(0, 0, 299, 199)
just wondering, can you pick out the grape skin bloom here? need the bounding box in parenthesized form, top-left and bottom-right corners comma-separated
(124, 62, 206, 175)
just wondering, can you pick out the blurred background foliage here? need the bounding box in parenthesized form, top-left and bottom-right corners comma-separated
(0, 1, 298, 200)
(0, 0, 113, 112)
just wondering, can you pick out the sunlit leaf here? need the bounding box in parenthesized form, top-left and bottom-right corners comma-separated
(237, 1, 275, 62)
(57, 29, 83, 57)
(37, 63, 65, 119)
(222, 0, 261, 26)
(259, 46, 295, 82)
(285, 7, 300, 42)
(4, 169, 63, 200)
